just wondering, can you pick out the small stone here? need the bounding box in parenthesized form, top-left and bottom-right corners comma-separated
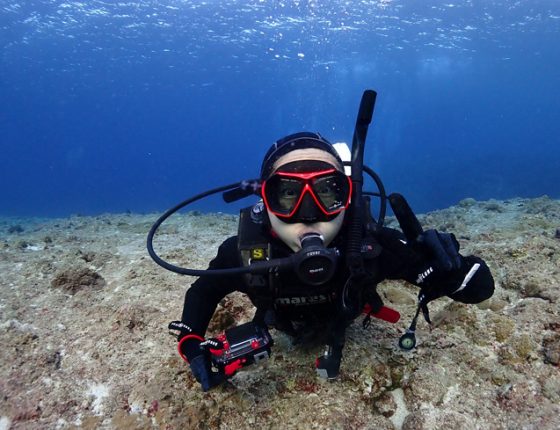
(374, 392, 396, 417)
(541, 376, 560, 402)
(15, 240, 30, 249)
(491, 367, 512, 386)
(521, 281, 542, 298)
(543, 334, 560, 365)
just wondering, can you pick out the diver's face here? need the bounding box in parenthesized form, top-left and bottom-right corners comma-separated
(265, 148, 346, 252)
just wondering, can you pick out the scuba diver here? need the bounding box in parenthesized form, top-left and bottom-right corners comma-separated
(148, 91, 494, 392)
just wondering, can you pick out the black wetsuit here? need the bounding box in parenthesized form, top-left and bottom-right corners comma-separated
(179, 223, 494, 361)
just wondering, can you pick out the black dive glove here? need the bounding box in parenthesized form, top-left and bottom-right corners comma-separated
(181, 340, 225, 392)
(170, 321, 225, 392)
(421, 229, 461, 272)
(189, 354, 225, 392)
(414, 229, 462, 301)
(397, 229, 463, 334)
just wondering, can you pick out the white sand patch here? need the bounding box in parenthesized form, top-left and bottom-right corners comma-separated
(55, 418, 68, 429)
(1, 319, 36, 333)
(443, 383, 461, 404)
(0, 417, 12, 430)
(129, 402, 143, 414)
(86, 383, 110, 415)
(389, 388, 409, 429)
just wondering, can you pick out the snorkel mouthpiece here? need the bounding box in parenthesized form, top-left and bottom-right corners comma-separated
(294, 233, 338, 286)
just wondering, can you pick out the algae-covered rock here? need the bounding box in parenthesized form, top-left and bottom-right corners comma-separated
(458, 197, 476, 207)
(541, 374, 560, 403)
(8, 225, 24, 234)
(355, 362, 393, 399)
(491, 315, 516, 342)
(50, 266, 106, 294)
(477, 297, 507, 311)
(404, 363, 458, 405)
(512, 333, 538, 361)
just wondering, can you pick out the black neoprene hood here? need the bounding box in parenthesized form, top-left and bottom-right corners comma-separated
(260, 132, 344, 180)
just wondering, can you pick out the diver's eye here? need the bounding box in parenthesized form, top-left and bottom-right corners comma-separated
(316, 185, 334, 196)
(313, 175, 348, 210)
(280, 187, 298, 198)
(317, 188, 336, 207)
(275, 181, 301, 211)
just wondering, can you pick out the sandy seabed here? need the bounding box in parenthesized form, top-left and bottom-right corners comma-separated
(1, 196, 559, 430)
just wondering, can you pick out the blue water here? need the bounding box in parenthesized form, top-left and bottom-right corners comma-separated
(1, 1, 559, 217)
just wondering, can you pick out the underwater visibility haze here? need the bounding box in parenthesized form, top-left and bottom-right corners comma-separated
(1, 0, 559, 217)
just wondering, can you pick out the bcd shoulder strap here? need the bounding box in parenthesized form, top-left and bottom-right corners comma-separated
(237, 205, 271, 287)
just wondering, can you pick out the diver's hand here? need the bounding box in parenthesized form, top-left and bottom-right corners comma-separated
(189, 355, 224, 392)
(419, 229, 461, 272)
(388, 193, 461, 272)
(414, 230, 463, 301)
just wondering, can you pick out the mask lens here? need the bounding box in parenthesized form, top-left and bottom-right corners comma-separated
(264, 176, 304, 215)
(312, 173, 350, 212)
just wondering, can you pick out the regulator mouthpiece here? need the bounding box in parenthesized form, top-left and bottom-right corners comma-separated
(300, 233, 325, 248)
(294, 233, 338, 286)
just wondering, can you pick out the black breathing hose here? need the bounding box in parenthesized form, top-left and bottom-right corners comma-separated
(146, 182, 327, 279)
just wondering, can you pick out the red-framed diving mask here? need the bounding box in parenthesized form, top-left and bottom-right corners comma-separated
(262, 169, 352, 224)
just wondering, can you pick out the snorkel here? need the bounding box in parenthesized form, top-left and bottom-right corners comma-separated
(147, 89, 385, 285)
(337, 90, 379, 317)
(346, 90, 377, 276)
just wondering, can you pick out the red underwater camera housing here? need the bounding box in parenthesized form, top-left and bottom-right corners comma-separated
(205, 322, 273, 377)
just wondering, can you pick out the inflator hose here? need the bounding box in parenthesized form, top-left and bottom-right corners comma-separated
(146, 182, 258, 276)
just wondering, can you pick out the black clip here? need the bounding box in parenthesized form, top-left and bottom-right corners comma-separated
(362, 312, 372, 329)
(418, 292, 433, 325)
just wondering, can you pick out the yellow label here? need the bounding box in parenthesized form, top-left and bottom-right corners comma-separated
(251, 248, 265, 260)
